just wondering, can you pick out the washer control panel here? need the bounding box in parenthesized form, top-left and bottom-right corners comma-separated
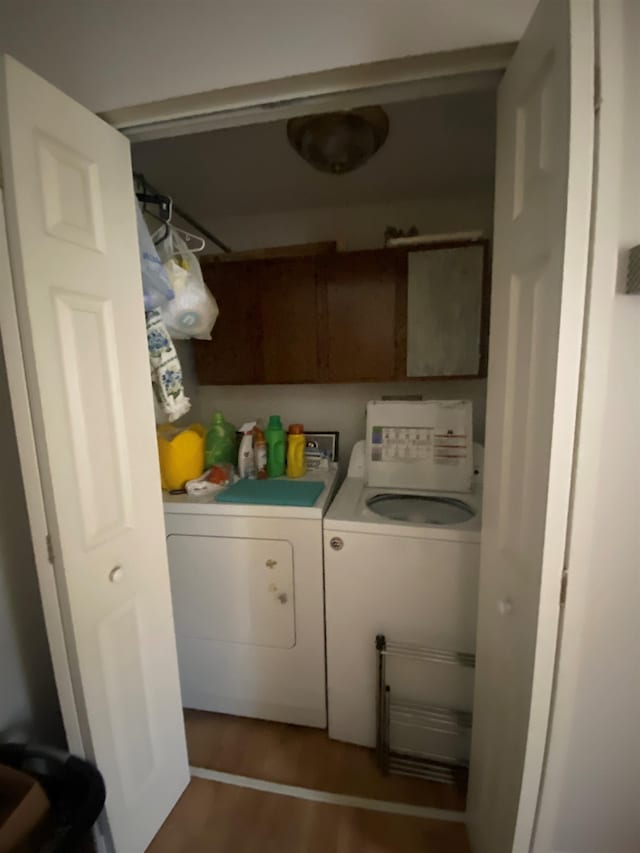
(366, 400, 473, 492)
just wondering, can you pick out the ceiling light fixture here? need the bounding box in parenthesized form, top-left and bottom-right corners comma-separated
(286, 107, 389, 175)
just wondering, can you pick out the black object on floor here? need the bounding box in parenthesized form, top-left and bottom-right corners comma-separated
(0, 742, 105, 852)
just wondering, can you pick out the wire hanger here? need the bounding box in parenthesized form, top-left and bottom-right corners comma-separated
(135, 174, 204, 252)
(133, 171, 232, 254)
(171, 226, 206, 254)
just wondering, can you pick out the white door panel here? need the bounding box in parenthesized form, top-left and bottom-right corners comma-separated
(0, 56, 188, 852)
(468, 2, 594, 851)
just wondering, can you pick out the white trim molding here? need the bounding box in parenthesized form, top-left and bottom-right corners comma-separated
(103, 44, 513, 142)
(189, 765, 466, 824)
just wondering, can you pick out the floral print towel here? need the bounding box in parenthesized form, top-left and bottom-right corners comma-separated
(146, 309, 191, 422)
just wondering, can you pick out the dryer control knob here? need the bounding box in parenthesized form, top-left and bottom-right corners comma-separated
(330, 537, 344, 551)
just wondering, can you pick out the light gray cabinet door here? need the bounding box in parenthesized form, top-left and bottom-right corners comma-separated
(407, 245, 485, 377)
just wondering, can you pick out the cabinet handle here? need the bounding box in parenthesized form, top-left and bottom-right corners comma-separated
(266, 559, 278, 569)
(330, 537, 344, 551)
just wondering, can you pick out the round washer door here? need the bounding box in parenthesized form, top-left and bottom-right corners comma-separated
(366, 494, 475, 525)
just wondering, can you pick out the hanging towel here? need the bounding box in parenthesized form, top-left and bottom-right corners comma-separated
(146, 309, 191, 422)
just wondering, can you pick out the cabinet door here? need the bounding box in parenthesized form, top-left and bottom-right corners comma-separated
(406, 244, 487, 378)
(260, 256, 324, 383)
(324, 250, 406, 382)
(194, 260, 263, 384)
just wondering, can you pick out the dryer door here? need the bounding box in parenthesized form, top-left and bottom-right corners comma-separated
(167, 535, 295, 649)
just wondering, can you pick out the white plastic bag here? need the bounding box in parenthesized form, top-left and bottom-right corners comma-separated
(160, 229, 219, 340)
(135, 203, 174, 310)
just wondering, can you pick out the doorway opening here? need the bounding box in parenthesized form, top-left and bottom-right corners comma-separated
(131, 77, 498, 823)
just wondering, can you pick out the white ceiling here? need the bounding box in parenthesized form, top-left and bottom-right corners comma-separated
(132, 89, 496, 220)
(0, 0, 537, 113)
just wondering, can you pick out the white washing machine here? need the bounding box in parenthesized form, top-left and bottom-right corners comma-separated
(164, 468, 338, 728)
(324, 400, 481, 760)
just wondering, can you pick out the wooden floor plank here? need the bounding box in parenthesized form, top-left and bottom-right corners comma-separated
(184, 709, 466, 811)
(146, 778, 471, 853)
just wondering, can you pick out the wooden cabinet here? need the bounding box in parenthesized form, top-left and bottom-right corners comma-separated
(324, 250, 406, 382)
(259, 257, 324, 384)
(193, 242, 488, 385)
(193, 260, 263, 384)
(195, 256, 323, 385)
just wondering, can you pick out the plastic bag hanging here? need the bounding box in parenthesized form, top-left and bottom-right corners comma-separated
(135, 202, 174, 310)
(160, 228, 219, 340)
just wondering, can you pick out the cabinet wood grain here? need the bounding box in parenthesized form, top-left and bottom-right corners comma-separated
(323, 250, 407, 382)
(193, 243, 488, 386)
(194, 260, 263, 384)
(260, 257, 324, 384)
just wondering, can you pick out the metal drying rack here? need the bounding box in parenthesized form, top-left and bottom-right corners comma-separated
(376, 634, 475, 785)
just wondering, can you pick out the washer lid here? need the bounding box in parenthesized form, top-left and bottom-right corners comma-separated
(366, 493, 476, 525)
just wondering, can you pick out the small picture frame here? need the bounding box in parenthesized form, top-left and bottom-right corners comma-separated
(304, 431, 339, 463)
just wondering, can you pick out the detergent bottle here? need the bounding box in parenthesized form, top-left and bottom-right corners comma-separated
(204, 412, 237, 468)
(286, 423, 306, 478)
(156, 423, 205, 490)
(265, 415, 286, 477)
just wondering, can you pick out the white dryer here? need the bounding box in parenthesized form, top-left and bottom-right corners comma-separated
(164, 468, 338, 728)
(324, 400, 481, 761)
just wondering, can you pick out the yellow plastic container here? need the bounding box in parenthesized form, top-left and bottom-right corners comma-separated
(286, 423, 307, 478)
(157, 423, 205, 490)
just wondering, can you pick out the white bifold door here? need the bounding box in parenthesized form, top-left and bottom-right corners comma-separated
(468, 1, 594, 852)
(0, 57, 189, 852)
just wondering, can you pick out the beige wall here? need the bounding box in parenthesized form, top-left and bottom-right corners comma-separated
(0, 2, 536, 113)
(0, 340, 63, 745)
(209, 192, 494, 254)
(199, 379, 487, 476)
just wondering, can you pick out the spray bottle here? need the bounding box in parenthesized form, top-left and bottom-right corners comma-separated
(238, 422, 257, 479)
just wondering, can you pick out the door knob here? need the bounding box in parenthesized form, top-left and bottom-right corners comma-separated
(109, 565, 124, 584)
(497, 597, 513, 616)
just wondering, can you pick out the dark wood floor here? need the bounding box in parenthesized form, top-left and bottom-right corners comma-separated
(184, 709, 466, 811)
(146, 777, 471, 853)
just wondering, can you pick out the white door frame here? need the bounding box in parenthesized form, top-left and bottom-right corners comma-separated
(102, 43, 513, 142)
